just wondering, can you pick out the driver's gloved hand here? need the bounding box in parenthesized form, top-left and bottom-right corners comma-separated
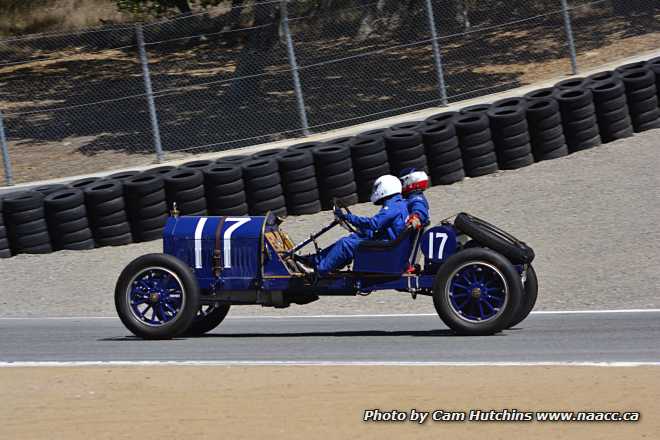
(334, 207, 347, 220)
(406, 214, 422, 230)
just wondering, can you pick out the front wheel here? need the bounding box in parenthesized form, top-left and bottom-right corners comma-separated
(432, 248, 523, 335)
(507, 265, 538, 329)
(115, 253, 200, 339)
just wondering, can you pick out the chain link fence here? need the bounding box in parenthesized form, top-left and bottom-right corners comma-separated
(0, 0, 658, 185)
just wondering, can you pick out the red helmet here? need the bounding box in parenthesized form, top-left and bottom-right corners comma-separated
(400, 169, 429, 195)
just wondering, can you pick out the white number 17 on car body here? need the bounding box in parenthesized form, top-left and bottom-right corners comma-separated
(420, 226, 458, 263)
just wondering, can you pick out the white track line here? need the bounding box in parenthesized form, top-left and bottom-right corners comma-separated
(1, 361, 659, 368)
(1, 309, 660, 320)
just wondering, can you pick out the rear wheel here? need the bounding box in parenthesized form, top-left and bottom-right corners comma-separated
(507, 265, 538, 329)
(433, 248, 522, 335)
(185, 304, 231, 336)
(115, 253, 200, 339)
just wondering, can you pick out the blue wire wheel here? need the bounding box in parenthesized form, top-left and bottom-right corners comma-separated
(446, 261, 509, 323)
(126, 266, 186, 327)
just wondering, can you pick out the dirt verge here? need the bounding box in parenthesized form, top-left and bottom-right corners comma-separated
(2, 365, 658, 439)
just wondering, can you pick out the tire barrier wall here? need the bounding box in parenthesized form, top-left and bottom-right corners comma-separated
(2, 57, 660, 257)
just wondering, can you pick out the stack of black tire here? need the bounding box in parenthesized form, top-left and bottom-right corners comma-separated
(203, 164, 249, 216)
(587, 73, 634, 143)
(487, 100, 534, 170)
(420, 122, 464, 185)
(242, 159, 287, 216)
(125, 174, 169, 242)
(2, 191, 52, 254)
(555, 88, 601, 152)
(278, 150, 322, 215)
(84, 179, 133, 247)
(525, 98, 568, 161)
(618, 67, 660, 132)
(454, 113, 499, 177)
(44, 189, 95, 250)
(312, 144, 358, 209)
(383, 130, 427, 176)
(0, 198, 11, 258)
(163, 170, 207, 216)
(348, 136, 390, 202)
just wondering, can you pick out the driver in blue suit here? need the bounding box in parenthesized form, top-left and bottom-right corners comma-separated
(399, 168, 430, 229)
(314, 175, 409, 276)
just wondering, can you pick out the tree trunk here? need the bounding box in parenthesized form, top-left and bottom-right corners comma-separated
(225, 2, 280, 101)
(173, 0, 192, 14)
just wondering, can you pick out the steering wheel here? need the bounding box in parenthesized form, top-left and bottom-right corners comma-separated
(333, 197, 359, 234)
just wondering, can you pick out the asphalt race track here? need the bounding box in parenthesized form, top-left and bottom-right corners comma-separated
(1, 311, 659, 364)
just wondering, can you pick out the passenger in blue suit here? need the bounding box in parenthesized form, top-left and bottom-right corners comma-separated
(399, 168, 430, 229)
(315, 175, 409, 275)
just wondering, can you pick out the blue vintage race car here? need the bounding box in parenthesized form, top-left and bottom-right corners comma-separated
(115, 202, 537, 339)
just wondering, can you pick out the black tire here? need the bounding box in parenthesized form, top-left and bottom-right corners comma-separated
(124, 174, 164, 195)
(425, 111, 459, 125)
(3, 191, 44, 212)
(287, 141, 325, 153)
(460, 103, 492, 115)
(44, 189, 85, 211)
(282, 165, 316, 182)
(431, 168, 465, 185)
(185, 305, 231, 336)
(205, 179, 244, 197)
(312, 145, 351, 163)
(454, 212, 535, 265)
(500, 154, 534, 170)
(507, 265, 538, 329)
(466, 162, 499, 177)
(108, 170, 140, 181)
(143, 166, 176, 176)
(215, 154, 251, 164)
(316, 158, 352, 176)
(252, 148, 285, 160)
(207, 192, 246, 208)
(32, 184, 68, 196)
(384, 130, 423, 149)
(432, 247, 523, 335)
(555, 77, 589, 90)
(96, 232, 133, 247)
(288, 200, 323, 215)
(208, 202, 249, 216)
(524, 88, 554, 100)
(203, 164, 242, 185)
(164, 169, 204, 191)
(69, 177, 102, 190)
(84, 180, 124, 204)
(278, 150, 314, 170)
(390, 120, 425, 131)
(115, 253, 200, 339)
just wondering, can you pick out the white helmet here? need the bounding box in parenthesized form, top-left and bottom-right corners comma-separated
(370, 175, 402, 204)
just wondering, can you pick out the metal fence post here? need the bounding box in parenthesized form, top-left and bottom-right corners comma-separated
(424, 0, 448, 106)
(560, 0, 579, 75)
(0, 112, 14, 186)
(280, 0, 311, 136)
(136, 24, 165, 162)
